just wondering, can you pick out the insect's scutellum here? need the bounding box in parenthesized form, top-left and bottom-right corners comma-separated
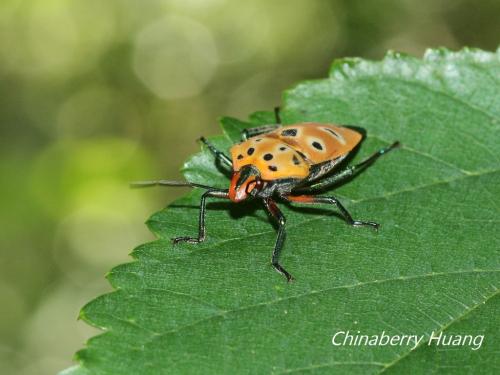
(132, 107, 400, 282)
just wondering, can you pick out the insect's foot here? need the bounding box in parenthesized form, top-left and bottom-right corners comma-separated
(387, 141, 401, 151)
(172, 236, 201, 245)
(352, 221, 380, 231)
(272, 263, 295, 283)
(392, 141, 401, 149)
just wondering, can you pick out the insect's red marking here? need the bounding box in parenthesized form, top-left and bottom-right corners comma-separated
(228, 170, 260, 203)
(286, 195, 316, 203)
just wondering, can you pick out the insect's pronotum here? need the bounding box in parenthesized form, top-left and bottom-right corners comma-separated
(133, 108, 399, 282)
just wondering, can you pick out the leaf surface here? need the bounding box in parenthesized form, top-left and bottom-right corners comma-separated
(65, 48, 500, 374)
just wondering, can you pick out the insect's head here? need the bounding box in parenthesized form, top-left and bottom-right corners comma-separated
(229, 165, 264, 202)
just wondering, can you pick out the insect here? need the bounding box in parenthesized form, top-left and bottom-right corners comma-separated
(133, 108, 399, 282)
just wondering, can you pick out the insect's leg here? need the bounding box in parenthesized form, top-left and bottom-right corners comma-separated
(274, 106, 281, 124)
(263, 198, 294, 282)
(173, 189, 229, 244)
(241, 106, 282, 140)
(284, 195, 379, 230)
(301, 141, 400, 192)
(241, 124, 280, 140)
(199, 137, 232, 170)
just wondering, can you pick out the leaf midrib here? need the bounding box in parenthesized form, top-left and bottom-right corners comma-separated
(140, 269, 498, 336)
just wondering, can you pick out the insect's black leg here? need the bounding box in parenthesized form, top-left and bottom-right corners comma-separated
(242, 124, 280, 140)
(351, 140, 400, 171)
(284, 195, 379, 230)
(173, 189, 229, 244)
(274, 106, 281, 124)
(299, 141, 400, 192)
(241, 106, 282, 140)
(263, 198, 294, 282)
(199, 137, 232, 170)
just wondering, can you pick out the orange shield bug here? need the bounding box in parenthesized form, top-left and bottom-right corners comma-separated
(133, 108, 399, 282)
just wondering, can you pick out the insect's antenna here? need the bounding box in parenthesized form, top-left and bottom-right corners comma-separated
(130, 180, 216, 190)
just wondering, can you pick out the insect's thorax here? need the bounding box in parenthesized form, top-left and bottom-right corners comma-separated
(230, 137, 309, 180)
(229, 122, 362, 181)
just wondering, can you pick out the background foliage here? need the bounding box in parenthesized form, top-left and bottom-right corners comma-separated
(0, 1, 499, 374)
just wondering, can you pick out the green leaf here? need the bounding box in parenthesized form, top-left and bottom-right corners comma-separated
(64, 48, 500, 374)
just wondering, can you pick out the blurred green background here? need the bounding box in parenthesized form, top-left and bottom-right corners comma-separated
(0, 0, 498, 374)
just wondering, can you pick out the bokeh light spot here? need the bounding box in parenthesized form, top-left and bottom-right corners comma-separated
(56, 85, 142, 140)
(30, 138, 156, 217)
(1, 0, 116, 77)
(133, 15, 218, 99)
(56, 202, 146, 269)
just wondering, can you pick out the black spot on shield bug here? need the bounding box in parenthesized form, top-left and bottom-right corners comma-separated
(281, 129, 297, 137)
(312, 141, 323, 150)
(263, 153, 273, 161)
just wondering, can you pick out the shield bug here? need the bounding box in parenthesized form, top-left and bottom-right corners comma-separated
(133, 108, 399, 282)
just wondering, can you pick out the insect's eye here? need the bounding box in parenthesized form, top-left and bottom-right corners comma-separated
(255, 179, 264, 190)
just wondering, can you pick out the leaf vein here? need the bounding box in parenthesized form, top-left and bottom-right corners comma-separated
(146, 269, 498, 339)
(278, 361, 385, 374)
(380, 76, 500, 126)
(377, 289, 499, 374)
